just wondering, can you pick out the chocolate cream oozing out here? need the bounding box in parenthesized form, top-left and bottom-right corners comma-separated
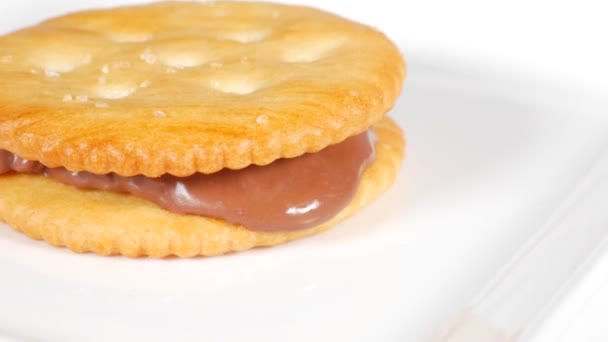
(0, 131, 375, 232)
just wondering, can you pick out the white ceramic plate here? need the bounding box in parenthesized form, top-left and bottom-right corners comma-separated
(1, 3, 608, 342)
(1, 55, 607, 341)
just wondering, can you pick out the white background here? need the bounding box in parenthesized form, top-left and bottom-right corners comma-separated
(1, 1, 607, 341)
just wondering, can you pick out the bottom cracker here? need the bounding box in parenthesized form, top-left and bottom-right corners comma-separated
(0, 117, 404, 257)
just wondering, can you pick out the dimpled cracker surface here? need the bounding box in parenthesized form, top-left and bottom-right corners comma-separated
(0, 118, 404, 257)
(0, 1, 405, 177)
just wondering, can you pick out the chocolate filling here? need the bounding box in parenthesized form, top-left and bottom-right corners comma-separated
(0, 131, 374, 232)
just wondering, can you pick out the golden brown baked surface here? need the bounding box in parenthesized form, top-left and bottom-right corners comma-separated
(0, 1, 405, 177)
(0, 118, 404, 257)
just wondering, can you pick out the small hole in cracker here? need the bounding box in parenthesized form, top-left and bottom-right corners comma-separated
(95, 84, 137, 99)
(158, 54, 205, 69)
(40, 54, 92, 74)
(216, 30, 270, 43)
(282, 37, 345, 63)
(210, 79, 261, 95)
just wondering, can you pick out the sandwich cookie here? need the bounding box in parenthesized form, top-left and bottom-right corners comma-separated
(0, 1, 406, 257)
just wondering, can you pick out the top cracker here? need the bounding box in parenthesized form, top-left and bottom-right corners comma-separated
(0, 1, 405, 177)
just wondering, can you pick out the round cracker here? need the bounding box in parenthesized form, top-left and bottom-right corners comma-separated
(0, 118, 404, 257)
(0, 1, 405, 177)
